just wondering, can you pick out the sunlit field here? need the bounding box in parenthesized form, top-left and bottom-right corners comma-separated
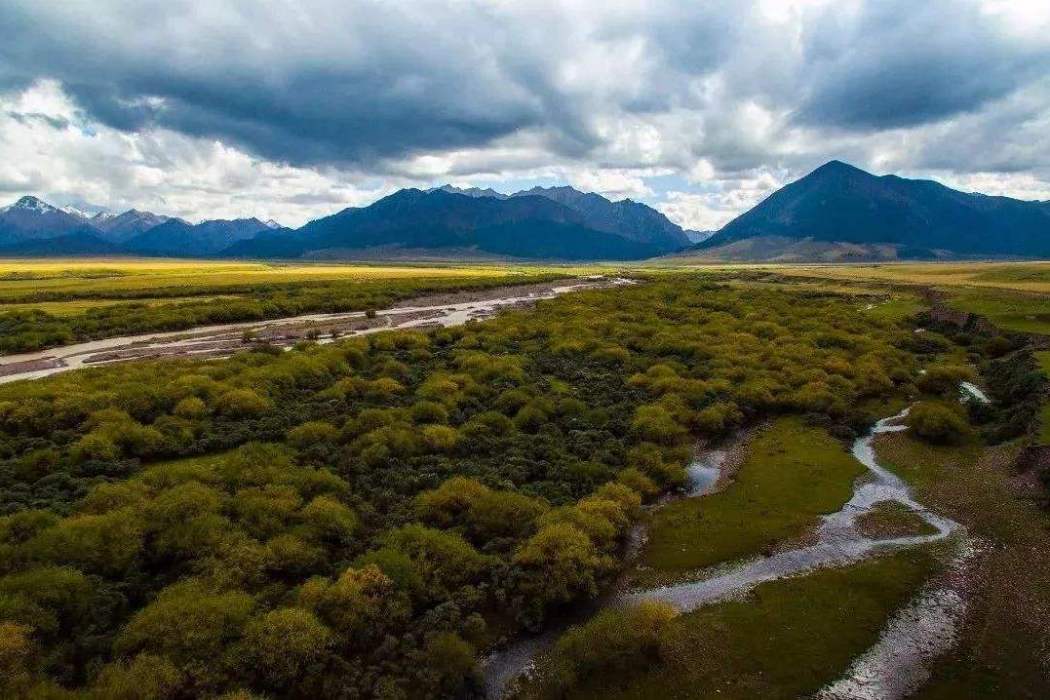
(0, 258, 588, 301)
(0, 259, 596, 353)
(750, 260, 1050, 293)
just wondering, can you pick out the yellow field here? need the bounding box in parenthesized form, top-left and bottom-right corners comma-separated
(748, 260, 1050, 293)
(0, 258, 620, 301)
(0, 295, 244, 316)
(7, 257, 1050, 335)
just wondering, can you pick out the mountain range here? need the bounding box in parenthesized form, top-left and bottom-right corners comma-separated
(0, 185, 697, 260)
(694, 160, 1050, 260)
(0, 197, 284, 257)
(4, 162, 1050, 261)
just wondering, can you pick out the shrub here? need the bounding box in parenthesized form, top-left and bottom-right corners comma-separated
(916, 364, 974, 395)
(543, 601, 676, 691)
(908, 401, 971, 444)
(89, 653, 184, 700)
(241, 608, 332, 688)
(513, 523, 610, 609)
(173, 396, 208, 419)
(215, 389, 272, 418)
(287, 421, 339, 449)
(631, 404, 687, 445)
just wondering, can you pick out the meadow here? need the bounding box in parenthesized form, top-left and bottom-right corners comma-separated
(0, 259, 1048, 698)
(0, 274, 938, 698)
(0, 259, 594, 354)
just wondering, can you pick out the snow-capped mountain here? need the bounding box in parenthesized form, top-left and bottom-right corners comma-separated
(93, 209, 180, 242)
(2, 195, 62, 215)
(0, 196, 97, 244)
(62, 204, 112, 220)
(430, 184, 509, 200)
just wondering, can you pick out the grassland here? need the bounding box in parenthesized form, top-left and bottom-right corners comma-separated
(759, 260, 1050, 294)
(1034, 351, 1050, 444)
(538, 549, 937, 700)
(636, 417, 865, 585)
(690, 260, 1050, 336)
(0, 259, 590, 353)
(876, 432, 1050, 697)
(0, 258, 577, 301)
(855, 501, 939, 539)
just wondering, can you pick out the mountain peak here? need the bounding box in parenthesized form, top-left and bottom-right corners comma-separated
(810, 160, 866, 177)
(6, 195, 59, 214)
(702, 160, 1050, 258)
(431, 184, 508, 199)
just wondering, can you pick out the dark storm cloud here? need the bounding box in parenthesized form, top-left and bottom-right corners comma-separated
(0, 1, 559, 166)
(794, 0, 1050, 130)
(0, 0, 1047, 180)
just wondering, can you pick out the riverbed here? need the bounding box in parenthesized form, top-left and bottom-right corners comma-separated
(0, 277, 631, 385)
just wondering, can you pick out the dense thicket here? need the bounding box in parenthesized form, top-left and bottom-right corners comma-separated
(0, 279, 923, 698)
(0, 275, 557, 354)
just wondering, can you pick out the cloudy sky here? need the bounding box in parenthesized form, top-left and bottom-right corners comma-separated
(1, 0, 1049, 228)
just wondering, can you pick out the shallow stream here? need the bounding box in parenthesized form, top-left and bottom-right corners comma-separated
(483, 406, 972, 699)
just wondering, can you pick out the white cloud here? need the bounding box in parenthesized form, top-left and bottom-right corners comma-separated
(0, 81, 400, 226)
(0, 1, 1048, 228)
(658, 172, 783, 230)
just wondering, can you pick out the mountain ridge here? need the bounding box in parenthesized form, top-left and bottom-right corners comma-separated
(698, 160, 1050, 258)
(7, 163, 1050, 261)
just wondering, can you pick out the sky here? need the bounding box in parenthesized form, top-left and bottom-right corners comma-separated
(1, 0, 1049, 229)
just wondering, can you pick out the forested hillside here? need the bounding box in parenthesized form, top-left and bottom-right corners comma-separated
(0, 278, 928, 698)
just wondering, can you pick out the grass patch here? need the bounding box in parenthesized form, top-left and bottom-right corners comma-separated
(0, 295, 244, 316)
(532, 549, 937, 700)
(636, 417, 864, 584)
(856, 501, 938, 539)
(945, 287, 1050, 335)
(1039, 403, 1050, 446)
(863, 295, 924, 322)
(0, 259, 616, 301)
(875, 432, 1050, 697)
(1032, 352, 1050, 446)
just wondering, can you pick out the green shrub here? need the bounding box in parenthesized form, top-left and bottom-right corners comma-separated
(908, 401, 971, 444)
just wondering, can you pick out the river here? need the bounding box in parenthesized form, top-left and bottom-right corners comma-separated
(483, 405, 974, 699)
(0, 277, 632, 385)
